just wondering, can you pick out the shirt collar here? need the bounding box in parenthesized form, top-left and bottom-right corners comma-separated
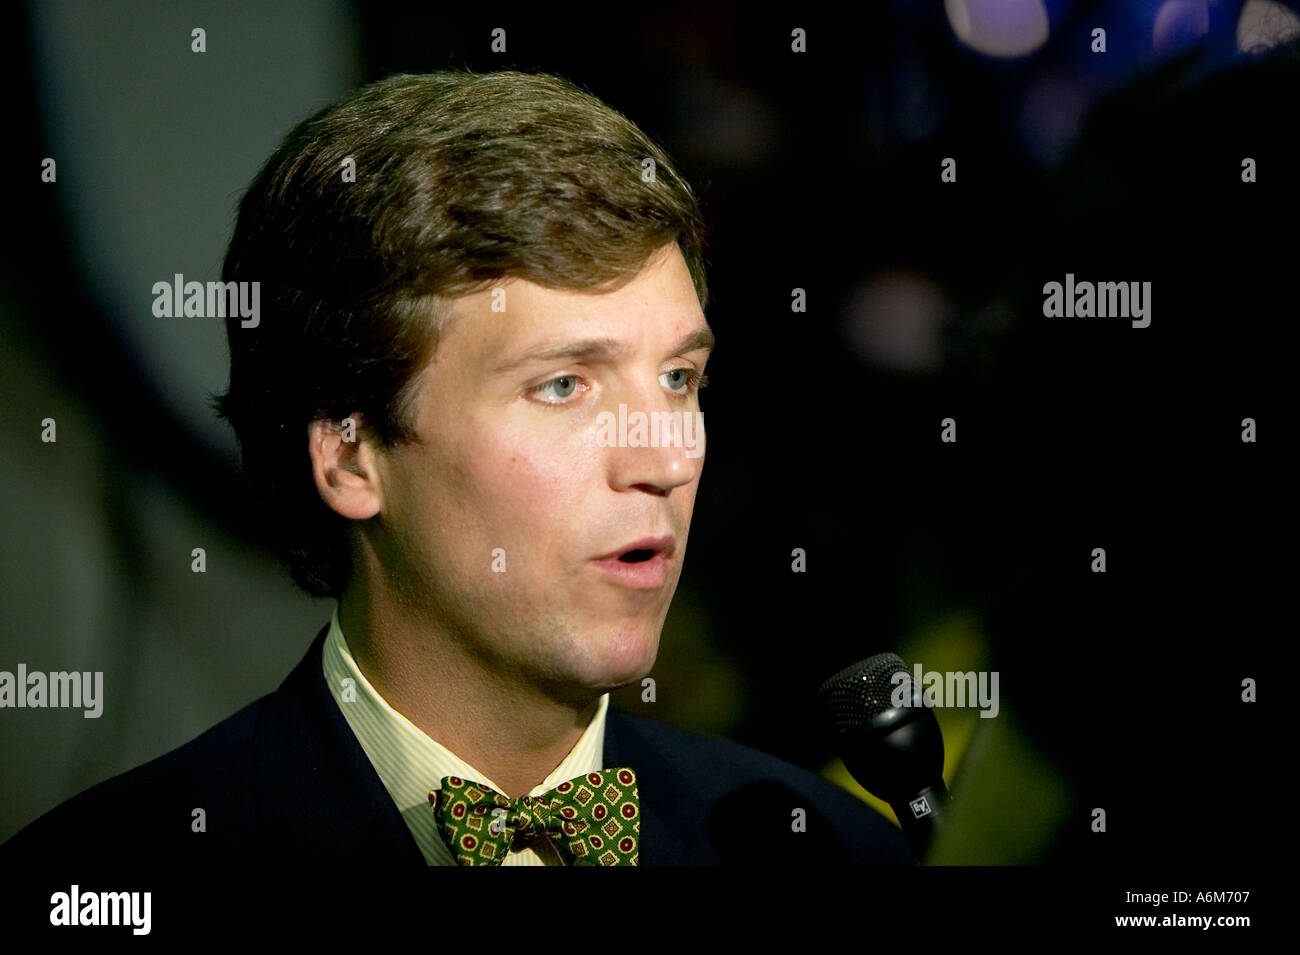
(321, 603, 610, 808)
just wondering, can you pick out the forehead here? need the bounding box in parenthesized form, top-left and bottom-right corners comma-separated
(439, 245, 708, 369)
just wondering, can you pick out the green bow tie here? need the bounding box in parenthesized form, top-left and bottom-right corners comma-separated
(430, 769, 640, 866)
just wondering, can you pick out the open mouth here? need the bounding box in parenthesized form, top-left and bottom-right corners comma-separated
(591, 538, 673, 589)
(618, 549, 656, 563)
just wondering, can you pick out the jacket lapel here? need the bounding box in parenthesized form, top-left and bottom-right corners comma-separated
(251, 625, 425, 864)
(604, 709, 702, 865)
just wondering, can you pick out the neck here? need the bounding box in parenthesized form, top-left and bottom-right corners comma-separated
(337, 584, 600, 800)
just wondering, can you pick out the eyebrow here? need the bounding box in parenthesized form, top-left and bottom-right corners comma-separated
(489, 325, 715, 376)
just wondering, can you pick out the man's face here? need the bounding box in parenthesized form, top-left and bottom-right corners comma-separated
(369, 243, 712, 705)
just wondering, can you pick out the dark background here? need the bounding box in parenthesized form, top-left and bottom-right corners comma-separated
(1, 0, 1291, 869)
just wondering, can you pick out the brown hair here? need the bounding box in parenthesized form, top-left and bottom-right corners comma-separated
(214, 70, 710, 598)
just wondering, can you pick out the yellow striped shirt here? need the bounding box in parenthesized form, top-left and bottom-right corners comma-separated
(321, 606, 610, 865)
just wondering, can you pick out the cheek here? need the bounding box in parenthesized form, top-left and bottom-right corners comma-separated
(460, 421, 600, 535)
(672, 480, 700, 538)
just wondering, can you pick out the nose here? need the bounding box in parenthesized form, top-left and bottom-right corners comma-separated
(600, 380, 705, 495)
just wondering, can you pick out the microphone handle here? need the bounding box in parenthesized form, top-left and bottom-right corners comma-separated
(889, 781, 950, 859)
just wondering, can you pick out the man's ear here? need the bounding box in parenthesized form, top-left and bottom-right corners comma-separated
(307, 415, 383, 520)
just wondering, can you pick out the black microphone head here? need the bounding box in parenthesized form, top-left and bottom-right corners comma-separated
(816, 652, 911, 736)
(816, 652, 944, 805)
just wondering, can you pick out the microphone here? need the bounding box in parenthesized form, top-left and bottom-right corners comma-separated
(816, 652, 950, 859)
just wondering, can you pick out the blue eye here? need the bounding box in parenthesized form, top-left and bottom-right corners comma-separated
(531, 375, 586, 403)
(528, 368, 709, 407)
(660, 368, 709, 394)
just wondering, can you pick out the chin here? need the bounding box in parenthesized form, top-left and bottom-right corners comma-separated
(583, 624, 661, 690)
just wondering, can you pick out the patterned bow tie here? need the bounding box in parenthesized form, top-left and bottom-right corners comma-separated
(431, 769, 640, 865)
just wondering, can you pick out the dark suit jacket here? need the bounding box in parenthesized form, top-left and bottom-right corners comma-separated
(1, 625, 914, 868)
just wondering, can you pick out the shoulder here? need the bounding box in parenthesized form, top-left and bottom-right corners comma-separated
(0, 696, 268, 868)
(607, 709, 915, 865)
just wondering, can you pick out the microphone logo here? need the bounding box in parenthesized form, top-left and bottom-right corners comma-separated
(909, 796, 933, 819)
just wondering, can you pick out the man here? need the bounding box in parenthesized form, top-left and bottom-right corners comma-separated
(2, 70, 912, 867)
